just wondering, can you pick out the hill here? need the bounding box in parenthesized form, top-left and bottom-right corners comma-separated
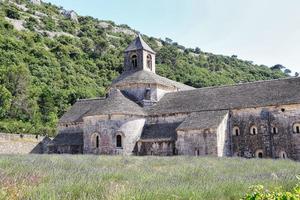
(0, 155, 299, 200)
(0, 0, 289, 136)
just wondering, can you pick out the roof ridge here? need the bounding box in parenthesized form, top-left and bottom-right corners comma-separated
(112, 69, 194, 90)
(168, 76, 299, 95)
(124, 35, 155, 54)
(77, 97, 105, 102)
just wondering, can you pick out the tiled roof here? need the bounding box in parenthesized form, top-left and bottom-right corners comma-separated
(49, 132, 83, 146)
(177, 111, 228, 131)
(148, 77, 300, 115)
(141, 122, 181, 141)
(112, 70, 194, 91)
(59, 98, 103, 123)
(124, 35, 155, 54)
(85, 89, 145, 117)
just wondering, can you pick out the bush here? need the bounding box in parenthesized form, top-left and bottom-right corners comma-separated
(41, 16, 56, 31)
(5, 8, 20, 19)
(243, 176, 300, 200)
(24, 17, 38, 31)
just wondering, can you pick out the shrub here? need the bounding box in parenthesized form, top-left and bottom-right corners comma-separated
(24, 17, 38, 31)
(243, 176, 300, 200)
(5, 8, 20, 19)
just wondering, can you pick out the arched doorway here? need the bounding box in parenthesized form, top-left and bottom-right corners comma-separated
(255, 149, 263, 159)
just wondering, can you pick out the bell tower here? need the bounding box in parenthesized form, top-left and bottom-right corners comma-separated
(124, 35, 156, 73)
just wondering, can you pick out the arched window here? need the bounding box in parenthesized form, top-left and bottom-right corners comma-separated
(147, 54, 152, 69)
(293, 123, 300, 134)
(131, 54, 137, 68)
(232, 126, 240, 136)
(255, 149, 263, 158)
(92, 133, 100, 149)
(144, 88, 151, 100)
(279, 151, 287, 159)
(250, 125, 258, 135)
(195, 148, 200, 156)
(96, 135, 99, 148)
(116, 135, 122, 148)
(272, 126, 278, 134)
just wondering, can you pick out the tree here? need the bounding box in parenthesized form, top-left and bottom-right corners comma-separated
(295, 72, 299, 77)
(0, 86, 12, 118)
(284, 69, 291, 75)
(5, 8, 20, 19)
(195, 47, 201, 54)
(271, 64, 285, 71)
(0, 65, 31, 119)
(165, 37, 173, 44)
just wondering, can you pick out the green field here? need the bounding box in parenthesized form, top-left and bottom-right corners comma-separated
(0, 155, 299, 200)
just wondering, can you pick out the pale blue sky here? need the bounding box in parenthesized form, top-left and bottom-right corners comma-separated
(46, 0, 300, 73)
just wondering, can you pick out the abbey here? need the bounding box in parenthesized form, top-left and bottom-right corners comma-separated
(49, 35, 300, 160)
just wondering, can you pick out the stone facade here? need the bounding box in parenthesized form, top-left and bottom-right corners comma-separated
(50, 35, 300, 161)
(230, 105, 300, 160)
(83, 115, 145, 155)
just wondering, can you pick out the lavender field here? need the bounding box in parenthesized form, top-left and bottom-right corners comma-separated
(0, 155, 299, 200)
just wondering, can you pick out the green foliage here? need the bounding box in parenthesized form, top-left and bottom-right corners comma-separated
(24, 16, 38, 31)
(243, 176, 300, 200)
(0, 0, 288, 136)
(5, 7, 20, 19)
(0, 86, 12, 118)
(40, 16, 56, 31)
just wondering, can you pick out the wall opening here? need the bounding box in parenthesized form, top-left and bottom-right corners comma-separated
(195, 148, 200, 156)
(144, 88, 151, 100)
(116, 135, 122, 148)
(255, 150, 263, 158)
(96, 135, 99, 148)
(131, 54, 137, 68)
(233, 126, 240, 136)
(279, 151, 287, 159)
(258, 152, 263, 158)
(293, 123, 300, 134)
(250, 125, 258, 135)
(272, 126, 278, 134)
(92, 133, 100, 149)
(147, 54, 152, 70)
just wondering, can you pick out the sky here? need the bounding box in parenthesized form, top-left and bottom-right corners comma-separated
(45, 0, 300, 73)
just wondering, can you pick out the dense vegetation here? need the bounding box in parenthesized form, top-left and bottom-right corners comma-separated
(0, 155, 299, 200)
(0, 0, 294, 136)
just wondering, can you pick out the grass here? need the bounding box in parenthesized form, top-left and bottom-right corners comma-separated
(0, 155, 299, 200)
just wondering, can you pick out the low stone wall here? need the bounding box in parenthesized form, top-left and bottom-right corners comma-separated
(0, 133, 51, 154)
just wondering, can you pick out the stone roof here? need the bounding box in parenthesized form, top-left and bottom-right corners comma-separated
(112, 70, 194, 91)
(140, 122, 181, 141)
(59, 89, 145, 123)
(49, 132, 83, 146)
(148, 77, 300, 115)
(85, 89, 145, 117)
(177, 111, 228, 131)
(59, 98, 102, 123)
(125, 35, 155, 54)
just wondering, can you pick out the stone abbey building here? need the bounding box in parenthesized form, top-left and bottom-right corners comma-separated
(49, 35, 300, 161)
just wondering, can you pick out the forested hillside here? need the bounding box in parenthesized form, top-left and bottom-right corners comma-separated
(0, 0, 291, 136)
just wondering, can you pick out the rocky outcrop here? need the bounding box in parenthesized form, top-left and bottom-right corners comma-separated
(61, 10, 78, 23)
(30, 0, 41, 5)
(5, 17, 25, 31)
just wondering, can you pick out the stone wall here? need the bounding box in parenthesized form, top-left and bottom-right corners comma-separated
(231, 104, 300, 160)
(83, 115, 145, 155)
(176, 129, 218, 156)
(138, 141, 174, 156)
(0, 133, 51, 154)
